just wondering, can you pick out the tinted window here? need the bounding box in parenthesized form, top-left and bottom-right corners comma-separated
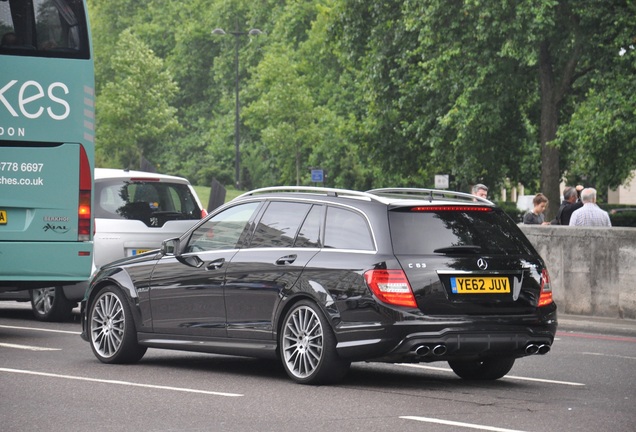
(0, 0, 90, 59)
(294, 204, 322, 248)
(250, 201, 312, 248)
(95, 179, 202, 226)
(389, 207, 535, 255)
(324, 206, 374, 251)
(186, 202, 260, 252)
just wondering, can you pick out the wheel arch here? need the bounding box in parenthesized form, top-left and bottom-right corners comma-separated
(86, 269, 143, 330)
(274, 291, 341, 349)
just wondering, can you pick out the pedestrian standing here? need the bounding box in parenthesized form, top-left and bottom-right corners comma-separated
(569, 188, 612, 226)
(523, 193, 551, 225)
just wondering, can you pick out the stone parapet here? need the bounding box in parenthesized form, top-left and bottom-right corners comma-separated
(519, 225, 636, 319)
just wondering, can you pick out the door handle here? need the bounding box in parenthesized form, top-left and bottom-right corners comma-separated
(206, 258, 225, 270)
(276, 254, 297, 265)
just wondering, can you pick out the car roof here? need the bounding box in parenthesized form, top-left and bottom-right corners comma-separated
(234, 186, 494, 207)
(95, 168, 192, 185)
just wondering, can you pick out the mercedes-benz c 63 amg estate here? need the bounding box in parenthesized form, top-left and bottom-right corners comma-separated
(80, 187, 557, 385)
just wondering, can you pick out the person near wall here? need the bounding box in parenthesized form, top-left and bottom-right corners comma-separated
(523, 193, 551, 225)
(471, 183, 488, 199)
(569, 188, 612, 227)
(553, 185, 584, 225)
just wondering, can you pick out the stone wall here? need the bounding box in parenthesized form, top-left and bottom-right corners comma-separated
(519, 225, 636, 319)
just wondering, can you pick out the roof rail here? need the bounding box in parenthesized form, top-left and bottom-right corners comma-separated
(235, 186, 380, 202)
(366, 188, 493, 204)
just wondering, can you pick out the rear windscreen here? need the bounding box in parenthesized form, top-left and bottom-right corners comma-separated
(95, 180, 201, 223)
(389, 207, 536, 255)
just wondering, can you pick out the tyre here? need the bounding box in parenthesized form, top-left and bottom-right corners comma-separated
(30, 287, 75, 322)
(88, 285, 146, 364)
(448, 357, 516, 380)
(279, 300, 350, 385)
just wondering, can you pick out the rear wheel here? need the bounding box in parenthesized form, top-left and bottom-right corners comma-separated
(30, 287, 75, 322)
(88, 285, 146, 364)
(448, 357, 516, 380)
(280, 300, 350, 385)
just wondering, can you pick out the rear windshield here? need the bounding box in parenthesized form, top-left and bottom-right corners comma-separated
(95, 179, 201, 225)
(389, 207, 536, 255)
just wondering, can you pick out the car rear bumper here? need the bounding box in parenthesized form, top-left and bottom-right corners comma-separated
(335, 308, 557, 362)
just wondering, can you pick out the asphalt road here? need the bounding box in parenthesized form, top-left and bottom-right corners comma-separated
(1, 302, 635, 432)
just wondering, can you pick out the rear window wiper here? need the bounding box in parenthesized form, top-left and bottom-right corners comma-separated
(433, 245, 482, 254)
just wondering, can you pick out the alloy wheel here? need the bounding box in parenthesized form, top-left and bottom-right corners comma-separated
(282, 305, 324, 379)
(90, 291, 126, 359)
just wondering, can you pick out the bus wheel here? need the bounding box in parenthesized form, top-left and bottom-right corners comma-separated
(30, 287, 75, 322)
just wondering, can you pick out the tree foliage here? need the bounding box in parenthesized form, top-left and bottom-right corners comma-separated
(88, 0, 635, 207)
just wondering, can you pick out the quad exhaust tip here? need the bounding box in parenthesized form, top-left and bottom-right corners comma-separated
(525, 343, 551, 355)
(413, 344, 447, 357)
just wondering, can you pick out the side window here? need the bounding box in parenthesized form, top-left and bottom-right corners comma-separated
(294, 205, 322, 248)
(324, 206, 374, 251)
(249, 201, 312, 248)
(186, 202, 260, 252)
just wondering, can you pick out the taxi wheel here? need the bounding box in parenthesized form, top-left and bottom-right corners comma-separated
(279, 300, 350, 385)
(88, 285, 146, 364)
(448, 357, 516, 380)
(30, 287, 74, 322)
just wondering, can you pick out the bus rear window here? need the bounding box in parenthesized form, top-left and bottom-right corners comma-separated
(0, 0, 90, 59)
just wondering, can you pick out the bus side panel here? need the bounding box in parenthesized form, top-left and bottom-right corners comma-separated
(0, 241, 92, 282)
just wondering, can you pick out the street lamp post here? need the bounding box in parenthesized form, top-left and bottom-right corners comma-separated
(212, 26, 262, 190)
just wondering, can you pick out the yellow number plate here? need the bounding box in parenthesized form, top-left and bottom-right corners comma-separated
(451, 277, 510, 294)
(132, 249, 150, 256)
(0, 210, 6, 225)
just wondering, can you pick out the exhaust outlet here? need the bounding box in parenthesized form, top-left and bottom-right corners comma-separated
(525, 344, 539, 355)
(414, 345, 431, 356)
(538, 344, 551, 355)
(432, 344, 447, 356)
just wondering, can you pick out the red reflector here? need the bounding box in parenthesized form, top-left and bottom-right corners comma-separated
(364, 269, 417, 308)
(78, 251, 91, 257)
(410, 206, 493, 212)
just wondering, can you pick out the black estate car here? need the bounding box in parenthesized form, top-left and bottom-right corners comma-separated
(80, 187, 557, 385)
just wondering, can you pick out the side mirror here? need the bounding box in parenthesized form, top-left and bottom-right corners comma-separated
(161, 238, 180, 256)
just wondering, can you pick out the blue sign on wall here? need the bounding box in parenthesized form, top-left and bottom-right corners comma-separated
(311, 169, 324, 183)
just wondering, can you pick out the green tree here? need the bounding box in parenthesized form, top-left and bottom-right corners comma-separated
(95, 30, 180, 169)
(332, 1, 636, 215)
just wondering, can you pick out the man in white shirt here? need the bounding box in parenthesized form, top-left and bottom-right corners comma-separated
(569, 188, 612, 227)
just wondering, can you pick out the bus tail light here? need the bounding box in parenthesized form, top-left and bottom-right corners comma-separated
(78, 146, 92, 241)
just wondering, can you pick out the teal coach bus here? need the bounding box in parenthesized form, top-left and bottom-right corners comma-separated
(0, 0, 94, 303)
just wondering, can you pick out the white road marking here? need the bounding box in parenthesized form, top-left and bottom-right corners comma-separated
(397, 363, 585, 386)
(0, 368, 244, 397)
(401, 416, 528, 432)
(582, 352, 636, 361)
(0, 324, 80, 335)
(0, 343, 61, 351)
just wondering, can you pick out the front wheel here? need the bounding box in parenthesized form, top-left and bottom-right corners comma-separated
(88, 285, 146, 364)
(280, 300, 350, 385)
(30, 287, 75, 322)
(448, 357, 516, 380)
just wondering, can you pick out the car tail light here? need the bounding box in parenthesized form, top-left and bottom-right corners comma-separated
(364, 269, 417, 308)
(538, 268, 553, 307)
